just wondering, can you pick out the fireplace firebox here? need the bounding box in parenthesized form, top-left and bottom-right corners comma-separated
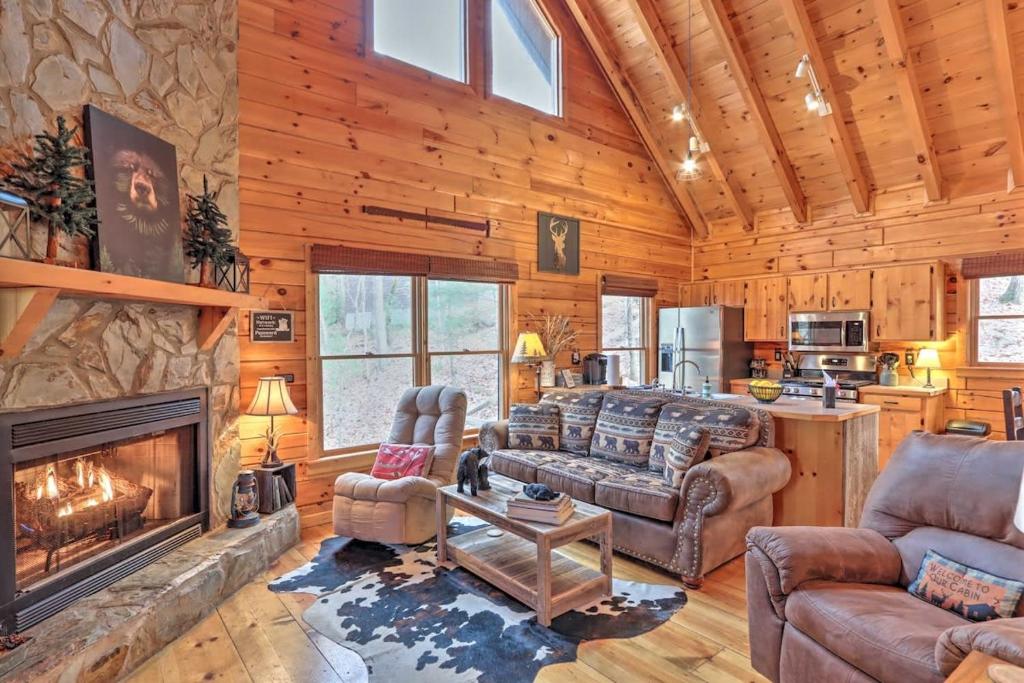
(0, 389, 209, 633)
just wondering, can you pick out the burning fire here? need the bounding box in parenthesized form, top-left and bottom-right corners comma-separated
(32, 460, 115, 515)
(98, 468, 113, 503)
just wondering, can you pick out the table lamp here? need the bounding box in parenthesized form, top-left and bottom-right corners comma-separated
(916, 348, 941, 389)
(246, 376, 298, 467)
(512, 332, 547, 400)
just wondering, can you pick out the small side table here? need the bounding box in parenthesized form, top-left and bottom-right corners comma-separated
(255, 463, 297, 514)
(948, 651, 1024, 683)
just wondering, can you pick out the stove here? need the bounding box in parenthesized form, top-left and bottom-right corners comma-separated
(779, 354, 877, 402)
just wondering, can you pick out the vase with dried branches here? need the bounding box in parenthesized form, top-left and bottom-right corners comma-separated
(528, 314, 578, 387)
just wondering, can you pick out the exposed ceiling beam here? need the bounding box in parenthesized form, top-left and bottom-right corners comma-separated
(873, 0, 944, 202)
(985, 0, 1024, 191)
(626, 0, 754, 231)
(777, 0, 872, 214)
(698, 0, 809, 224)
(563, 0, 709, 237)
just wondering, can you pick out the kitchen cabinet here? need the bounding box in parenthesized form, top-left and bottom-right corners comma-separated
(691, 282, 713, 307)
(870, 263, 945, 341)
(744, 277, 788, 341)
(859, 385, 945, 470)
(787, 274, 828, 311)
(828, 270, 872, 311)
(712, 279, 747, 307)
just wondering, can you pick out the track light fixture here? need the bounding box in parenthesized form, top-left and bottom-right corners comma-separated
(672, 104, 685, 122)
(794, 53, 831, 117)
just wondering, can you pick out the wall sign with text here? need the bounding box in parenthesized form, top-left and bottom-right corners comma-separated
(250, 311, 294, 343)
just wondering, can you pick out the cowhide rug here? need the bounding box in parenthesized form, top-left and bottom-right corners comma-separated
(269, 520, 686, 682)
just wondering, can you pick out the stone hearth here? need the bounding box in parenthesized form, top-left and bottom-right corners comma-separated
(0, 506, 299, 682)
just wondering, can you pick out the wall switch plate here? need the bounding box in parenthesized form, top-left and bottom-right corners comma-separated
(904, 351, 915, 367)
(282, 373, 296, 383)
(571, 350, 581, 365)
(774, 349, 783, 361)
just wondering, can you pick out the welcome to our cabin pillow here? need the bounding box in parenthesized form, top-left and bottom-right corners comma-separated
(370, 444, 435, 481)
(907, 549, 1024, 622)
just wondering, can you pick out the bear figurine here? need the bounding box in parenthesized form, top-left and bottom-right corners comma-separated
(456, 447, 490, 496)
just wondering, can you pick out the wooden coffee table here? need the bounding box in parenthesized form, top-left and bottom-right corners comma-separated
(436, 474, 613, 627)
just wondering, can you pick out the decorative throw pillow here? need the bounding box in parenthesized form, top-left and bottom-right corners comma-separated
(589, 394, 665, 466)
(370, 444, 435, 480)
(652, 404, 759, 457)
(508, 403, 560, 450)
(664, 427, 711, 486)
(908, 549, 1024, 622)
(650, 402, 698, 474)
(542, 391, 604, 456)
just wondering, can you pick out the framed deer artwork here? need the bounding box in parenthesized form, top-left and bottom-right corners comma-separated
(537, 212, 580, 275)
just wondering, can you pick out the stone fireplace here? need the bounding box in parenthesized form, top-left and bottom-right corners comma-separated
(0, 389, 209, 633)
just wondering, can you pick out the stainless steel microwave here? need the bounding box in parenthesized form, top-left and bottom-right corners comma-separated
(789, 311, 869, 352)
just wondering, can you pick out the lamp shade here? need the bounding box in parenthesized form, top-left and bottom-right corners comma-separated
(246, 376, 298, 416)
(916, 348, 941, 369)
(511, 332, 547, 364)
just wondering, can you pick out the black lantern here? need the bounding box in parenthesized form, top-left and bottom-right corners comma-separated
(215, 247, 250, 293)
(0, 191, 33, 260)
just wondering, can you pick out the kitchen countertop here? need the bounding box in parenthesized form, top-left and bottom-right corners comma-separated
(857, 383, 947, 397)
(722, 394, 880, 422)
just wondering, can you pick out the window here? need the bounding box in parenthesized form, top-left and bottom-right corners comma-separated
(489, 0, 560, 115)
(601, 295, 649, 385)
(972, 275, 1024, 365)
(317, 274, 508, 453)
(371, 0, 467, 82)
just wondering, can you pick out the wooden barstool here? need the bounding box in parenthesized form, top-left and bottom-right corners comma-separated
(1002, 387, 1024, 441)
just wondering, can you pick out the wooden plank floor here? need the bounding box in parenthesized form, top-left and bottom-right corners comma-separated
(126, 522, 766, 683)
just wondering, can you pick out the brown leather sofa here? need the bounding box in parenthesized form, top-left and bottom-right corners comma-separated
(480, 389, 791, 587)
(746, 432, 1024, 682)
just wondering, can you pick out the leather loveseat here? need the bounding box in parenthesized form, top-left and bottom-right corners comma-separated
(746, 432, 1024, 682)
(480, 389, 791, 587)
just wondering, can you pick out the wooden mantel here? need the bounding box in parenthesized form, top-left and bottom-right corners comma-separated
(0, 257, 265, 357)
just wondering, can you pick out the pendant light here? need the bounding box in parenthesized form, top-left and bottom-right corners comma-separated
(676, 0, 703, 181)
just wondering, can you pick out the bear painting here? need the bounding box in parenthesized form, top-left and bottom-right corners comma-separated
(84, 105, 185, 282)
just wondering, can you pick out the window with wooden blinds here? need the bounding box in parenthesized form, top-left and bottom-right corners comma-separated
(601, 274, 659, 298)
(310, 245, 517, 282)
(962, 252, 1024, 279)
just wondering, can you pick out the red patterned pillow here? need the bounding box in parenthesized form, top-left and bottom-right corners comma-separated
(908, 549, 1024, 622)
(370, 444, 435, 480)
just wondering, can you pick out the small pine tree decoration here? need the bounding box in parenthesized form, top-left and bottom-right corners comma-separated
(0, 115, 98, 264)
(183, 175, 233, 286)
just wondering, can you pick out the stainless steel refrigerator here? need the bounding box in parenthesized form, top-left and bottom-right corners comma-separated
(658, 306, 752, 393)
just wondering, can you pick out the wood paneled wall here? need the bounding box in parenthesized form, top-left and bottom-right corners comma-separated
(695, 188, 1024, 439)
(237, 0, 690, 525)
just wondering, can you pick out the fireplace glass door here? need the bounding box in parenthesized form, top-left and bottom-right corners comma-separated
(12, 426, 197, 592)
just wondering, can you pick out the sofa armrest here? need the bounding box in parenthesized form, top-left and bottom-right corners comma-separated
(678, 446, 791, 519)
(746, 526, 903, 596)
(936, 618, 1024, 676)
(334, 472, 441, 503)
(479, 419, 509, 453)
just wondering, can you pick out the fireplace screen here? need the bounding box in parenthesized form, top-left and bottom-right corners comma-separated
(13, 426, 197, 592)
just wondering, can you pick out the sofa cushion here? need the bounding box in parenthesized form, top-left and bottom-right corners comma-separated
(652, 404, 759, 456)
(594, 469, 680, 522)
(536, 458, 629, 503)
(507, 403, 560, 450)
(489, 449, 575, 483)
(650, 402, 699, 473)
(907, 549, 1024, 621)
(541, 391, 604, 456)
(785, 580, 966, 683)
(589, 394, 665, 466)
(665, 427, 711, 486)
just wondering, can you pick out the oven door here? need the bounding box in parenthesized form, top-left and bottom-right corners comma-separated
(789, 312, 868, 352)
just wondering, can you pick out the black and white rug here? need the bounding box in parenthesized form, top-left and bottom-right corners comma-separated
(269, 520, 687, 682)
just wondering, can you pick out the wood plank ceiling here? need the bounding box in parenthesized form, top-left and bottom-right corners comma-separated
(571, 0, 1024, 232)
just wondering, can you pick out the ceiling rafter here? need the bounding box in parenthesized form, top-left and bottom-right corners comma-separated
(562, 0, 709, 238)
(698, 0, 809, 224)
(777, 0, 872, 214)
(873, 0, 944, 203)
(625, 0, 754, 231)
(984, 0, 1024, 191)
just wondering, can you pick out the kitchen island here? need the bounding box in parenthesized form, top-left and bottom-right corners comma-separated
(726, 384, 880, 527)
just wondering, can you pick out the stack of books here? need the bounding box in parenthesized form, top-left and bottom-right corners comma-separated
(270, 474, 293, 511)
(506, 492, 574, 525)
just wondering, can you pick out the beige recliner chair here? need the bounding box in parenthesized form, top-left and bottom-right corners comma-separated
(333, 385, 467, 545)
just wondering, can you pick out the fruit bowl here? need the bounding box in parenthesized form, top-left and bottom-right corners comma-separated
(748, 382, 784, 403)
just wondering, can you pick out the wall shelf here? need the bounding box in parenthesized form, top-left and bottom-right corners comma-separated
(0, 257, 265, 358)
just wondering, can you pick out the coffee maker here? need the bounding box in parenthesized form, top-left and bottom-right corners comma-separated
(582, 353, 608, 385)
